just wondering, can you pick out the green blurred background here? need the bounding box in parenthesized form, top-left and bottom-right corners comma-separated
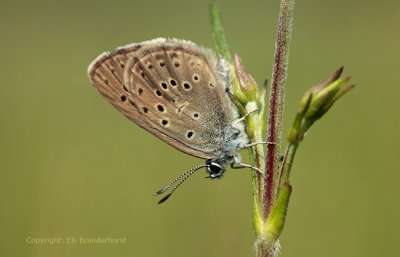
(1, 0, 399, 256)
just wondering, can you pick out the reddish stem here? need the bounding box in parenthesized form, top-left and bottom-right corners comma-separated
(263, 0, 293, 220)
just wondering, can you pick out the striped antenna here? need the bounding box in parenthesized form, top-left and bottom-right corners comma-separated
(154, 164, 208, 204)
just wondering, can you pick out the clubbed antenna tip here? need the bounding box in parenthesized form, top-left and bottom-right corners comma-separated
(154, 186, 169, 196)
(157, 193, 172, 204)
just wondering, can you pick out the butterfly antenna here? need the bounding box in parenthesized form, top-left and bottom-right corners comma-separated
(154, 164, 208, 204)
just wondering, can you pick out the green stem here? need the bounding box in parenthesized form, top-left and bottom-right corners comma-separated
(248, 101, 266, 237)
(278, 95, 312, 193)
(209, 0, 232, 63)
(278, 143, 297, 192)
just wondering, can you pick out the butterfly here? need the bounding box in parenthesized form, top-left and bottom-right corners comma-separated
(88, 38, 251, 203)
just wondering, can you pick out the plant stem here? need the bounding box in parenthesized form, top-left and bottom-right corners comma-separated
(208, 2, 354, 256)
(209, 0, 232, 63)
(278, 95, 311, 193)
(277, 143, 297, 192)
(257, 0, 295, 256)
(209, 1, 296, 256)
(263, 0, 295, 218)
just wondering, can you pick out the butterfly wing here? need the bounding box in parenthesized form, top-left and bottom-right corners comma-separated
(88, 38, 237, 159)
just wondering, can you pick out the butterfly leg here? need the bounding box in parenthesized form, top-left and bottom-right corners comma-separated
(232, 109, 258, 126)
(245, 141, 276, 148)
(230, 162, 261, 173)
(226, 89, 258, 126)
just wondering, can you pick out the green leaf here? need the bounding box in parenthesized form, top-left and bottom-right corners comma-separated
(264, 181, 292, 240)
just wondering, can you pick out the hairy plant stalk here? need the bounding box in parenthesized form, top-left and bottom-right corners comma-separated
(256, 0, 295, 256)
(263, 0, 295, 219)
(210, 1, 295, 256)
(209, 1, 354, 257)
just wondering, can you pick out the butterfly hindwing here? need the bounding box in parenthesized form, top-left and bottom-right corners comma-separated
(88, 38, 236, 159)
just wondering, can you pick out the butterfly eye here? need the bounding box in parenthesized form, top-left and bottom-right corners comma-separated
(207, 161, 225, 178)
(208, 162, 222, 174)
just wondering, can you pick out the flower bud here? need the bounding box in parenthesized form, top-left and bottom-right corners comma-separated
(233, 53, 260, 102)
(300, 66, 355, 122)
